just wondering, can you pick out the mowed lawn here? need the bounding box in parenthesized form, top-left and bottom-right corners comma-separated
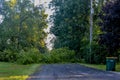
(81, 63, 120, 72)
(0, 62, 40, 80)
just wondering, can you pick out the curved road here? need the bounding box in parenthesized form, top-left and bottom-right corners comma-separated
(27, 64, 120, 80)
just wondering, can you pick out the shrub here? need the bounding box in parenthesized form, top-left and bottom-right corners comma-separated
(16, 48, 42, 64)
(0, 49, 17, 62)
(40, 53, 51, 63)
(46, 47, 76, 63)
(83, 43, 107, 64)
(0, 51, 7, 61)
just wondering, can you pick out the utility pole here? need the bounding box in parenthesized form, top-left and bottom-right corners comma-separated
(90, 0, 94, 63)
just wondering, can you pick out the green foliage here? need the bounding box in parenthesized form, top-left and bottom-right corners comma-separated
(41, 53, 51, 63)
(50, 0, 90, 53)
(82, 43, 107, 64)
(0, 52, 5, 61)
(50, 0, 113, 64)
(0, 50, 17, 62)
(80, 0, 111, 64)
(0, 0, 48, 53)
(50, 47, 76, 63)
(99, 0, 120, 56)
(17, 48, 42, 65)
(0, 48, 43, 64)
(0, 0, 48, 63)
(42, 47, 76, 63)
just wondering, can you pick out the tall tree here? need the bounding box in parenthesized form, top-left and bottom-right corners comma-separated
(99, 0, 120, 56)
(50, 0, 90, 55)
(0, 0, 48, 52)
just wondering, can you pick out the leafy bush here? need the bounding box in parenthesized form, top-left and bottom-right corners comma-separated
(44, 47, 76, 63)
(16, 48, 42, 64)
(0, 49, 17, 62)
(40, 53, 51, 63)
(0, 51, 7, 61)
(0, 47, 78, 64)
(0, 48, 44, 64)
(83, 43, 107, 64)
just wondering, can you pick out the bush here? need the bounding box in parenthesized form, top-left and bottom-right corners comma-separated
(0, 47, 77, 64)
(40, 53, 51, 63)
(83, 44, 107, 64)
(16, 48, 42, 64)
(0, 49, 17, 62)
(0, 51, 7, 62)
(44, 47, 76, 63)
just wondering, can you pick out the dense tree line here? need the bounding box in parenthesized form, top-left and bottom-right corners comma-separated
(50, 0, 90, 55)
(99, 0, 120, 56)
(50, 0, 120, 63)
(0, 0, 119, 64)
(0, 0, 48, 53)
(0, 0, 48, 63)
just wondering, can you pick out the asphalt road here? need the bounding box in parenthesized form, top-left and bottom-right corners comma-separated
(27, 64, 120, 80)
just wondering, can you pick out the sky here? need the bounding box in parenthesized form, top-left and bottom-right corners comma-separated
(35, 0, 55, 50)
(35, 0, 53, 19)
(35, 0, 51, 6)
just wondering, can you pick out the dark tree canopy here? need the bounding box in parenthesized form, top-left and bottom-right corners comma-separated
(50, 0, 90, 53)
(99, 0, 120, 56)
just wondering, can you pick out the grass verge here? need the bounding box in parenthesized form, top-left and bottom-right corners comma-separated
(80, 63, 120, 72)
(0, 62, 40, 80)
(80, 63, 106, 71)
